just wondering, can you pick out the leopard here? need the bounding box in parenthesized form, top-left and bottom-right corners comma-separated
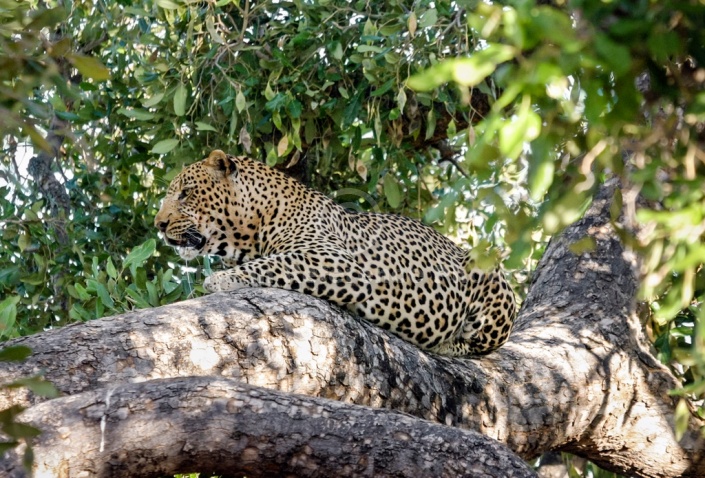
(154, 150, 516, 356)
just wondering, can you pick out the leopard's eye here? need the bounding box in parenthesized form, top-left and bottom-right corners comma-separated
(178, 188, 191, 200)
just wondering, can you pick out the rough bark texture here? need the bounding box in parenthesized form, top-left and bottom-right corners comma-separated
(1, 181, 703, 477)
(0, 377, 537, 478)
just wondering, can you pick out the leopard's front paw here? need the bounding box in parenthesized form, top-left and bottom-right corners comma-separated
(203, 271, 248, 292)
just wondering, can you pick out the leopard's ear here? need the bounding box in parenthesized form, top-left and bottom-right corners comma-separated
(204, 150, 237, 178)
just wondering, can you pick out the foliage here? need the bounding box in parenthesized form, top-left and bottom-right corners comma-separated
(0, 345, 58, 467)
(0, 0, 537, 335)
(407, 0, 705, 428)
(0, 0, 704, 475)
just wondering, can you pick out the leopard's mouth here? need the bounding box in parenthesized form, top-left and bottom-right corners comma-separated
(166, 227, 207, 252)
(173, 232, 207, 262)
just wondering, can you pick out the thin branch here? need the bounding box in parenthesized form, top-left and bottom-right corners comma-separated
(435, 140, 469, 178)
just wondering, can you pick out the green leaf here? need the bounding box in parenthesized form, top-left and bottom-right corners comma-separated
(357, 45, 384, 54)
(371, 78, 394, 97)
(235, 90, 247, 113)
(0, 296, 20, 337)
(23, 446, 33, 471)
(2, 422, 41, 439)
(287, 99, 303, 119)
(0, 345, 31, 362)
(0, 442, 19, 455)
(342, 93, 362, 129)
(165, 284, 184, 303)
(146, 280, 159, 306)
(125, 287, 151, 309)
(106, 257, 117, 279)
(277, 135, 290, 157)
(568, 237, 596, 255)
(446, 119, 456, 137)
(265, 145, 278, 167)
(425, 109, 436, 140)
(407, 44, 515, 91)
(266, 93, 287, 112)
(396, 88, 407, 112)
(206, 13, 225, 44)
(383, 175, 402, 208)
(9, 377, 59, 398)
(163, 280, 179, 294)
(195, 121, 217, 132)
(174, 82, 187, 116)
(156, 0, 181, 10)
(264, 82, 275, 101)
(87, 279, 115, 310)
(674, 398, 690, 441)
(528, 139, 555, 202)
(54, 111, 80, 121)
(143, 92, 165, 108)
(647, 30, 681, 63)
(0, 405, 25, 424)
(418, 8, 437, 29)
(499, 97, 542, 159)
(69, 304, 92, 322)
(67, 54, 110, 81)
(117, 108, 155, 121)
(73, 283, 92, 301)
(542, 191, 591, 235)
(594, 34, 631, 77)
(124, 239, 156, 269)
(304, 119, 317, 144)
(21, 273, 44, 286)
(161, 269, 174, 287)
(363, 18, 376, 36)
(505, 239, 531, 270)
(133, 267, 148, 290)
(27, 6, 67, 30)
(329, 41, 343, 60)
(151, 139, 179, 155)
(17, 232, 30, 252)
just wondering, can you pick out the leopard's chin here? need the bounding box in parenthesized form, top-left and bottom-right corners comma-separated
(170, 232, 207, 261)
(176, 246, 201, 261)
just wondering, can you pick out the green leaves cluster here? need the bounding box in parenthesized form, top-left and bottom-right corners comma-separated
(407, 0, 705, 411)
(67, 239, 199, 321)
(0, 159, 200, 335)
(1, 0, 502, 333)
(0, 345, 58, 467)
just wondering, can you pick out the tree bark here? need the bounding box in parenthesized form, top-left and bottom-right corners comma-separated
(1, 180, 703, 477)
(0, 377, 537, 478)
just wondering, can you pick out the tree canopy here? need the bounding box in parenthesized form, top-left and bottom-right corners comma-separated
(1, 0, 704, 475)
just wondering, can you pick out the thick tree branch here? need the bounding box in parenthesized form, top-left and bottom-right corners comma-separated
(1, 181, 703, 477)
(1, 377, 536, 478)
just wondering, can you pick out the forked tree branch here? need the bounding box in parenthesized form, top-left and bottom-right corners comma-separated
(1, 180, 703, 477)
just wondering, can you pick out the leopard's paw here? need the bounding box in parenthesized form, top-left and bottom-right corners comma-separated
(203, 271, 248, 292)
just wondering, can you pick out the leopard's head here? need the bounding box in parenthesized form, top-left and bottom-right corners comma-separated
(155, 150, 250, 261)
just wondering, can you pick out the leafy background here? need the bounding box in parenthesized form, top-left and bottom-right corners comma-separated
(0, 0, 704, 475)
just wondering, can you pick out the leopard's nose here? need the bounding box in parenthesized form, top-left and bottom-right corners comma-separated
(156, 220, 169, 232)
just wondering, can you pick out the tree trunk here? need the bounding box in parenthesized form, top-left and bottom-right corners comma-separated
(0, 377, 537, 478)
(26, 115, 71, 244)
(1, 180, 703, 477)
